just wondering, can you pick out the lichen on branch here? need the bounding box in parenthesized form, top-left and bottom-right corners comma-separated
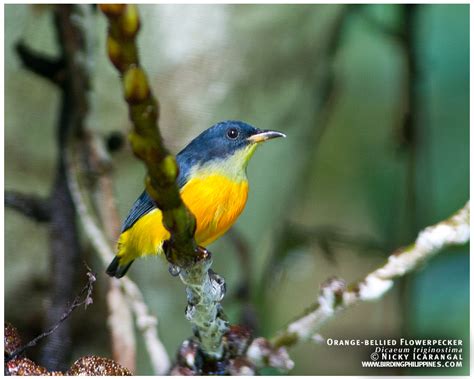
(270, 201, 470, 349)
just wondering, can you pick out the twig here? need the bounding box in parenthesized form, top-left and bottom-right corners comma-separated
(270, 201, 470, 349)
(83, 131, 137, 372)
(286, 223, 386, 259)
(6, 268, 96, 361)
(86, 132, 122, 241)
(67, 144, 116, 265)
(66, 140, 171, 375)
(106, 280, 136, 372)
(5, 322, 133, 376)
(4, 190, 51, 222)
(120, 278, 171, 375)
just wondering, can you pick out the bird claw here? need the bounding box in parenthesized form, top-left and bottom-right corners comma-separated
(195, 246, 211, 262)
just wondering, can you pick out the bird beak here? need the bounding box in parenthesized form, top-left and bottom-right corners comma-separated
(247, 129, 286, 144)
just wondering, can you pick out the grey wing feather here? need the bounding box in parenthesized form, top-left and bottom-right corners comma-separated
(121, 191, 156, 232)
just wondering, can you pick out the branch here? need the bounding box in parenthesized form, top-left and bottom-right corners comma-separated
(99, 4, 229, 361)
(270, 201, 470, 349)
(99, 4, 197, 268)
(4, 190, 51, 222)
(357, 10, 404, 41)
(106, 280, 136, 372)
(36, 5, 89, 370)
(66, 140, 171, 375)
(83, 131, 137, 372)
(286, 223, 386, 263)
(15, 41, 66, 86)
(85, 131, 121, 241)
(120, 277, 171, 374)
(179, 255, 229, 359)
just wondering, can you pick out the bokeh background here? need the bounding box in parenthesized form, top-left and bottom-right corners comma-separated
(5, 4, 469, 375)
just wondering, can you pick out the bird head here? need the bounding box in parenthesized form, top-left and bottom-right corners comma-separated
(177, 120, 286, 182)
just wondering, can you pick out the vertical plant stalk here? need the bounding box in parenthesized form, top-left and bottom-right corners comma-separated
(257, 4, 350, 326)
(39, 5, 89, 370)
(84, 132, 137, 372)
(67, 138, 171, 374)
(398, 4, 422, 336)
(99, 4, 229, 360)
(99, 4, 197, 267)
(400, 4, 421, 235)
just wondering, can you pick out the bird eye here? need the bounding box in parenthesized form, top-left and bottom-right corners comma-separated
(226, 127, 239, 140)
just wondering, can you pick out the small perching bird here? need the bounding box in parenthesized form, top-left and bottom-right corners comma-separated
(106, 120, 285, 278)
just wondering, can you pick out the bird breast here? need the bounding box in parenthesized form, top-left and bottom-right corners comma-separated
(180, 174, 249, 246)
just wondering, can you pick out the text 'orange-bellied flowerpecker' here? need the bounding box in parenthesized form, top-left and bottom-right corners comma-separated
(106, 120, 285, 278)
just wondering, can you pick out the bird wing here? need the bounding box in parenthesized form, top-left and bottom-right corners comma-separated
(120, 190, 156, 233)
(120, 154, 193, 233)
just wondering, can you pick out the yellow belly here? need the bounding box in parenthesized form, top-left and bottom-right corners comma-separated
(117, 174, 249, 263)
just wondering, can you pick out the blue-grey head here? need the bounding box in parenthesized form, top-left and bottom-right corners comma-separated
(176, 120, 286, 185)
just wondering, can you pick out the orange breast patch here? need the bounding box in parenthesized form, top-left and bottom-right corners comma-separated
(181, 174, 249, 246)
(117, 174, 249, 262)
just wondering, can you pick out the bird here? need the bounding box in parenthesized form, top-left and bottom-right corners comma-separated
(106, 120, 285, 278)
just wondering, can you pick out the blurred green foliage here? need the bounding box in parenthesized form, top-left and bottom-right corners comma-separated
(5, 4, 468, 375)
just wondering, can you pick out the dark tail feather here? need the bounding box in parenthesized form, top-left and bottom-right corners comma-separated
(106, 256, 134, 278)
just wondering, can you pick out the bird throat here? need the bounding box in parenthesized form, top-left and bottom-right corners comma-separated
(191, 143, 258, 183)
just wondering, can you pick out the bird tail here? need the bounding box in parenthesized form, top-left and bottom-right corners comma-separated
(106, 256, 134, 278)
